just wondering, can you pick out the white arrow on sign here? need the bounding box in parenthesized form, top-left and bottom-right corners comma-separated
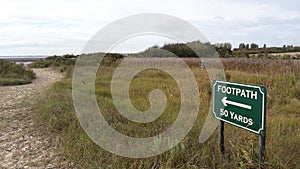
(221, 97, 252, 110)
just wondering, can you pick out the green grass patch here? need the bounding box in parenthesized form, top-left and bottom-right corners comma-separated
(0, 60, 36, 86)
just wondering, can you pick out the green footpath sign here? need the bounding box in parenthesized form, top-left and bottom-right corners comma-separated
(213, 80, 266, 135)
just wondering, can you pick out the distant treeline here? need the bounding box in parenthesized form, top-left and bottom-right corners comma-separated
(32, 42, 299, 65)
(134, 41, 216, 58)
(232, 43, 300, 58)
(136, 41, 300, 59)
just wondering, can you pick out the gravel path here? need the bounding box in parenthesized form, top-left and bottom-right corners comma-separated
(0, 68, 70, 168)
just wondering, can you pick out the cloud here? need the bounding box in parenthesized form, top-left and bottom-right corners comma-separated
(0, 0, 299, 55)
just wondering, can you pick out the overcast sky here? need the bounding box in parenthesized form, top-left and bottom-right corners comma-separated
(1, 0, 300, 55)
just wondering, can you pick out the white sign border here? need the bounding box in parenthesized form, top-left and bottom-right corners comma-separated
(212, 80, 266, 135)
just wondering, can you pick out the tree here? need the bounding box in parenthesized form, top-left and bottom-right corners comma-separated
(239, 43, 246, 50)
(246, 44, 250, 50)
(224, 42, 232, 50)
(263, 44, 267, 48)
(250, 43, 259, 50)
(213, 42, 232, 58)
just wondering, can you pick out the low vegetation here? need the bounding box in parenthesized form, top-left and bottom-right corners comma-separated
(0, 60, 36, 86)
(28, 53, 124, 78)
(28, 55, 76, 78)
(33, 56, 300, 168)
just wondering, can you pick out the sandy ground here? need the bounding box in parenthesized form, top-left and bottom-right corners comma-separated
(268, 52, 300, 56)
(250, 52, 300, 57)
(0, 68, 71, 168)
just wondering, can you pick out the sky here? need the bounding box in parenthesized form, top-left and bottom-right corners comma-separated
(0, 0, 300, 55)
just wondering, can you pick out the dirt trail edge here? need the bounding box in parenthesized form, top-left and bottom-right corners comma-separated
(0, 68, 70, 168)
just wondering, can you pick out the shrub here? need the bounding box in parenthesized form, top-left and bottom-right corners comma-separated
(0, 60, 36, 86)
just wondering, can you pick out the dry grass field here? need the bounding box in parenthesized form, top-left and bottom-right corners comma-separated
(34, 58, 300, 168)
